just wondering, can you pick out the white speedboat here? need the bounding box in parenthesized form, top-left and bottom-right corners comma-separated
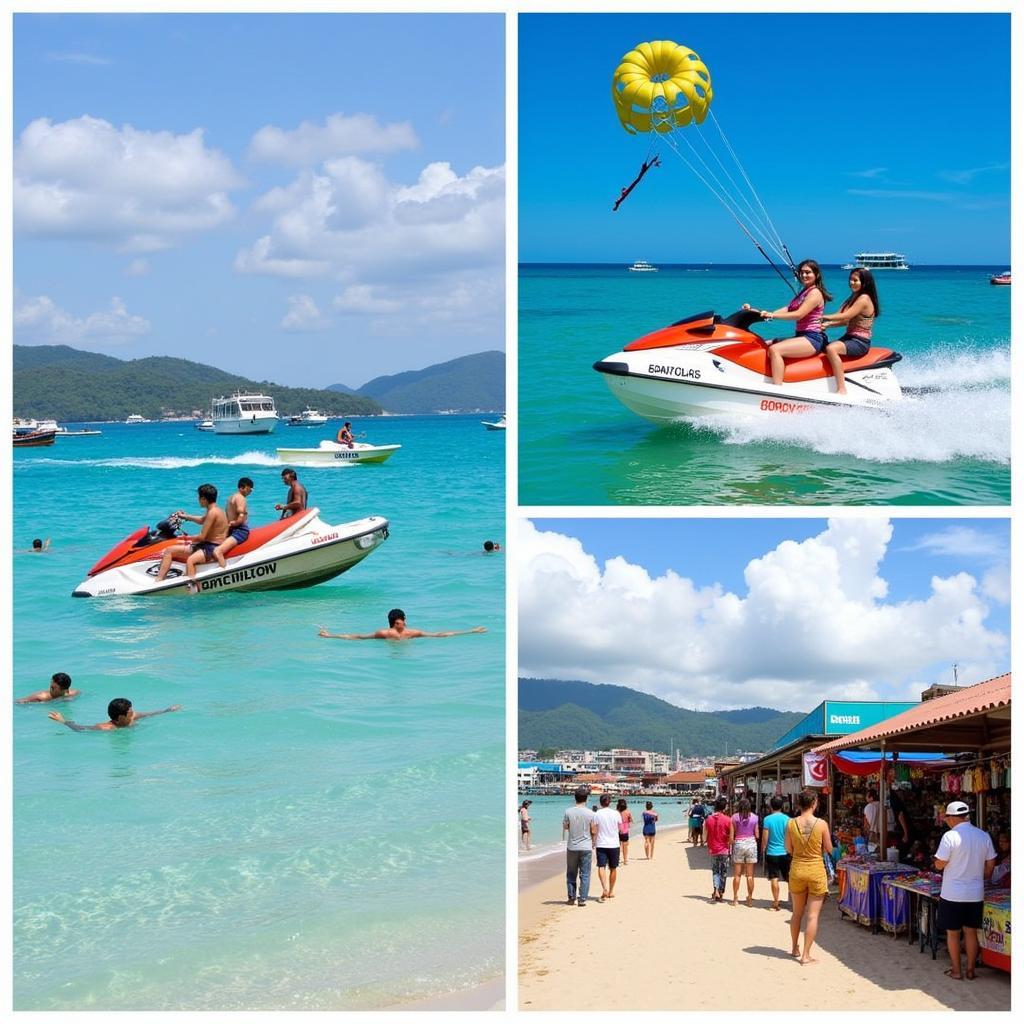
(125, 413, 149, 424)
(841, 252, 909, 271)
(211, 392, 279, 434)
(72, 508, 389, 597)
(628, 260, 658, 272)
(194, 418, 215, 431)
(287, 408, 329, 427)
(276, 439, 401, 465)
(594, 309, 903, 422)
(481, 415, 506, 430)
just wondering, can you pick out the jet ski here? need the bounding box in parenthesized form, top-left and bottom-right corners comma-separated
(275, 439, 401, 465)
(72, 507, 389, 597)
(593, 309, 903, 423)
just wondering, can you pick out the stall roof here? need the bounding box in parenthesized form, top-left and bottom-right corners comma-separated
(813, 673, 1011, 755)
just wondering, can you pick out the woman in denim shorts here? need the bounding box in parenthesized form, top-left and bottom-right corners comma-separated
(822, 268, 880, 395)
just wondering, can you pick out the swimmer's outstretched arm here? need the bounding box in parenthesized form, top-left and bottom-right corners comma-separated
(420, 626, 488, 638)
(134, 705, 183, 719)
(318, 628, 380, 640)
(47, 711, 101, 732)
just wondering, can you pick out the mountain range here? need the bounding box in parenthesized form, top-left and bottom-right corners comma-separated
(519, 678, 806, 757)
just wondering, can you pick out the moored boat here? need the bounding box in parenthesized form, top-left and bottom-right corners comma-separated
(13, 429, 57, 447)
(481, 415, 507, 430)
(125, 413, 149, 424)
(211, 392, 279, 434)
(841, 252, 909, 271)
(275, 439, 401, 465)
(287, 408, 329, 426)
(990, 271, 1011, 286)
(628, 260, 658, 272)
(194, 418, 215, 431)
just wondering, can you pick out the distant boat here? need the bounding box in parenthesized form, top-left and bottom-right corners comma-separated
(628, 260, 658, 272)
(841, 252, 909, 271)
(125, 413, 149, 424)
(990, 271, 1011, 286)
(13, 429, 56, 447)
(287, 408, 329, 427)
(211, 392, 279, 435)
(482, 414, 506, 431)
(194, 418, 215, 431)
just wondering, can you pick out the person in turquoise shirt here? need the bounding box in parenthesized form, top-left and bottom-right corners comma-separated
(761, 795, 792, 911)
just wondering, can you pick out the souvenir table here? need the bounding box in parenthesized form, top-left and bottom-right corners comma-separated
(980, 889, 1011, 972)
(838, 859, 916, 933)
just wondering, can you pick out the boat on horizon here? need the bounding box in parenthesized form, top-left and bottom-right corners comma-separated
(628, 260, 658, 272)
(13, 428, 57, 447)
(125, 413, 149, 424)
(211, 392, 279, 435)
(194, 418, 215, 431)
(482, 414, 506, 430)
(287, 408, 329, 427)
(990, 271, 1011, 286)
(841, 252, 910, 271)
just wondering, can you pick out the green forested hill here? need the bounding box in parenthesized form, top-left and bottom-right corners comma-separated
(13, 346, 383, 421)
(333, 350, 505, 413)
(519, 678, 806, 756)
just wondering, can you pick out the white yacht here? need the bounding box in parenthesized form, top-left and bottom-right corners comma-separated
(287, 407, 328, 427)
(194, 418, 215, 431)
(628, 260, 658, 272)
(211, 392, 279, 434)
(842, 252, 910, 271)
(125, 413, 149, 424)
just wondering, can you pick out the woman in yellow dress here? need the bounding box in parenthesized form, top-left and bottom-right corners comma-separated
(785, 789, 834, 965)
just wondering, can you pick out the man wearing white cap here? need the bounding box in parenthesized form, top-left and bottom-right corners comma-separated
(933, 800, 997, 980)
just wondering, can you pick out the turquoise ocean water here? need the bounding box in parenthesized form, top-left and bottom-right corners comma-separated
(519, 795, 691, 863)
(13, 416, 504, 1010)
(519, 265, 1010, 505)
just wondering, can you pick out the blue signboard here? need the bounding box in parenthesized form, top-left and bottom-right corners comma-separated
(771, 700, 918, 751)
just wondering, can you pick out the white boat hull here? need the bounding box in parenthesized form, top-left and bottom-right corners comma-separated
(276, 440, 401, 465)
(72, 512, 388, 597)
(213, 414, 278, 435)
(595, 346, 902, 423)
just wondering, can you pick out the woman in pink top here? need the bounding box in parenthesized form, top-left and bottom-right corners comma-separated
(730, 797, 760, 907)
(821, 268, 880, 394)
(744, 259, 832, 385)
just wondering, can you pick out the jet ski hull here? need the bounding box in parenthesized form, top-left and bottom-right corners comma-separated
(594, 310, 903, 423)
(73, 511, 388, 597)
(275, 441, 401, 465)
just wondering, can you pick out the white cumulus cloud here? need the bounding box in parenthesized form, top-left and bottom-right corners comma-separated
(14, 115, 244, 251)
(14, 295, 150, 346)
(281, 294, 331, 332)
(248, 112, 417, 166)
(518, 520, 1008, 712)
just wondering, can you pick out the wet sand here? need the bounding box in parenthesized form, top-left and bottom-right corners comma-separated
(519, 833, 1010, 1011)
(391, 976, 504, 1011)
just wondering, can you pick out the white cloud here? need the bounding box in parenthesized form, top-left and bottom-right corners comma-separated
(518, 520, 1008, 712)
(938, 162, 1009, 185)
(981, 565, 1010, 604)
(14, 295, 150, 346)
(280, 294, 331, 332)
(14, 115, 244, 251)
(124, 258, 150, 277)
(847, 167, 889, 179)
(905, 525, 1007, 560)
(248, 112, 417, 166)
(333, 285, 401, 315)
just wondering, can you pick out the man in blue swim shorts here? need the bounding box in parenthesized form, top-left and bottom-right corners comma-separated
(213, 477, 254, 567)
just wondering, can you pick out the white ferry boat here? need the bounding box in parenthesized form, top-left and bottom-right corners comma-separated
(628, 260, 658, 272)
(211, 392, 279, 435)
(125, 413, 149, 424)
(842, 252, 910, 271)
(287, 407, 328, 427)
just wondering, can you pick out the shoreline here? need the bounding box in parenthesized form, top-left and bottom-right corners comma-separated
(389, 975, 504, 1011)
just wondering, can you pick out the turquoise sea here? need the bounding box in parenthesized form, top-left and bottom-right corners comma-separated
(13, 415, 505, 1010)
(519, 265, 1010, 505)
(519, 795, 692, 862)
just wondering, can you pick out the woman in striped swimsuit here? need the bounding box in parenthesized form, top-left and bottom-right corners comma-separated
(744, 259, 832, 385)
(822, 268, 880, 395)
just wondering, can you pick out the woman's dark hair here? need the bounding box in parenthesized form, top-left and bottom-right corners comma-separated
(616, 798, 628, 812)
(797, 790, 818, 811)
(737, 797, 751, 819)
(646, 801, 653, 809)
(841, 267, 881, 318)
(797, 259, 832, 303)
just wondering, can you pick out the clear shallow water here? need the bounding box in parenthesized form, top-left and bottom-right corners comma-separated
(519, 265, 1010, 505)
(14, 416, 505, 1010)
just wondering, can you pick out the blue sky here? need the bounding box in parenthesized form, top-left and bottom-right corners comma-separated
(520, 517, 1009, 711)
(519, 14, 1010, 265)
(13, 14, 505, 387)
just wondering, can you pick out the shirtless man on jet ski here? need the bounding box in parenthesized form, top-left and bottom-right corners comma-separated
(317, 608, 487, 641)
(155, 483, 229, 592)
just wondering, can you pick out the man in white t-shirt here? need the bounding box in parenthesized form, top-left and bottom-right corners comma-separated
(862, 789, 880, 843)
(933, 800, 997, 980)
(593, 793, 623, 902)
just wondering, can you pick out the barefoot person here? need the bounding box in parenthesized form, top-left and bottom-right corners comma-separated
(16, 672, 80, 703)
(641, 801, 658, 860)
(155, 484, 229, 591)
(593, 794, 621, 902)
(520, 800, 533, 851)
(49, 698, 182, 731)
(933, 800, 997, 981)
(616, 798, 633, 866)
(730, 797, 760, 907)
(785, 789, 833, 965)
(212, 477, 253, 567)
(318, 609, 486, 640)
(275, 468, 308, 519)
(761, 796, 792, 911)
(703, 796, 732, 903)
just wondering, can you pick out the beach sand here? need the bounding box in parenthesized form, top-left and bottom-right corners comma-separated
(519, 833, 1010, 1011)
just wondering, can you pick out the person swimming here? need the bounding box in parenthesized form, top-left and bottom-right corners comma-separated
(48, 697, 182, 731)
(317, 608, 487, 640)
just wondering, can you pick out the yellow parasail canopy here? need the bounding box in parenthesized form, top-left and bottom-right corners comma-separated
(612, 39, 713, 135)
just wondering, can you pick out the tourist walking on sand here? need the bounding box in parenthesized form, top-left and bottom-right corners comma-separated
(730, 797, 760, 906)
(688, 797, 707, 845)
(933, 800, 997, 981)
(761, 795, 792, 911)
(563, 786, 596, 907)
(703, 797, 732, 903)
(616, 798, 633, 866)
(785, 789, 833, 965)
(594, 794, 622, 902)
(642, 801, 658, 860)
(520, 800, 533, 851)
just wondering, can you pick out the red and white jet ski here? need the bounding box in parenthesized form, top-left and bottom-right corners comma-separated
(72, 507, 389, 597)
(594, 309, 903, 422)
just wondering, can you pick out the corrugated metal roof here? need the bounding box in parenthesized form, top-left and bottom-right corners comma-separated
(814, 674, 1010, 754)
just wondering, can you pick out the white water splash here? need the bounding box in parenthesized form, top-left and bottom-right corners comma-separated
(17, 452, 282, 470)
(692, 345, 1010, 464)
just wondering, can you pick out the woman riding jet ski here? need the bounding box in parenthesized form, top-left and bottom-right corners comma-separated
(594, 308, 903, 423)
(72, 507, 389, 597)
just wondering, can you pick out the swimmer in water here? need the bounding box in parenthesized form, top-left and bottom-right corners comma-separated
(48, 698, 182, 731)
(16, 672, 80, 703)
(317, 608, 487, 640)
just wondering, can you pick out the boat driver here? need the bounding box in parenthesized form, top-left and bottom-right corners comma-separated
(154, 483, 229, 591)
(337, 422, 356, 448)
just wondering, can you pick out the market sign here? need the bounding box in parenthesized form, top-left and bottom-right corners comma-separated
(771, 700, 918, 751)
(803, 751, 829, 787)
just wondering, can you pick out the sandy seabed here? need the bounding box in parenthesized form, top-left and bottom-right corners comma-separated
(519, 833, 1010, 1011)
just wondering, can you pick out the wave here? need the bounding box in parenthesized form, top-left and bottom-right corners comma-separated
(15, 452, 282, 470)
(691, 345, 1010, 464)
